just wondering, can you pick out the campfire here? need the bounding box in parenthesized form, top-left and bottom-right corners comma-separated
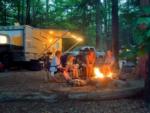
(91, 66, 114, 88)
(94, 66, 113, 79)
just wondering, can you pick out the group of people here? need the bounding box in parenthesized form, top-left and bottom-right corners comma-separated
(49, 50, 78, 82)
(48, 49, 115, 82)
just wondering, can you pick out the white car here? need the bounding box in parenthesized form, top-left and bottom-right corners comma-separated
(96, 51, 105, 58)
(79, 46, 106, 58)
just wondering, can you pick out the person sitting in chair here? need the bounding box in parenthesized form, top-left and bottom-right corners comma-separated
(66, 55, 79, 79)
(50, 50, 71, 82)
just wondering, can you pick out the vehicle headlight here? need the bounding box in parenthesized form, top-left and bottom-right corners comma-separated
(0, 35, 8, 44)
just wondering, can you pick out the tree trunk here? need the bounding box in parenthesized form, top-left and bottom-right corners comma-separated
(26, 0, 31, 25)
(21, 0, 25, 24)
(4, 1, 7, 25)
(111, 0, 119, 69)
(140, 0, 150, 105)
(46, 0, 49, 21)
(32, 3, 36, 26)
(145, 53, 150, 104)
(140, 0, 150, 6)
(17, 0, 21, 23)
(95, 0, 102, 50)
(106, 0, 112, 50)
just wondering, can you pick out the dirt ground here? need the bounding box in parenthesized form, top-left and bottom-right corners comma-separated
(0, 71, 148, 113)
(0, 70, 144, 92)
(0, 97, 149, 113)
(0, 71, 72, 92)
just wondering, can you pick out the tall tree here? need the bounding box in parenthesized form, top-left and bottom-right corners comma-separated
(95, 0, 102, 49)
(26, 0, 31, 24)
(17, 0, 21, 23)
(104, 0, 112, 49)
(111, 0, 119, 69)
(46, 0, 49, 21)
(4, 0, 7, 25)
(21, 0, 25, 24)
(139, 0, 150, 106)
(140, 0, 150, 6)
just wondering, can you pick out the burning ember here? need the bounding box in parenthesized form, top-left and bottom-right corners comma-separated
(94, 67, 113, 79)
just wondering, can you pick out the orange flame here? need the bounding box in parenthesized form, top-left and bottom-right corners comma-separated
(94, 67, 113, 79)
(107, 72, 113, 79)
(94, 67, 104, 78)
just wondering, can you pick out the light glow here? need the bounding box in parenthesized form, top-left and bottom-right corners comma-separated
(71, 35, 76, 39)
(49, 38, 53, 43)
(49, 31, 54, 34)
(71, 34, 83, 42)
(76, 38, 83, 42)
(0, 35, 7, 44)
(126, 49, 130, 52)
(107, 72, 113, 79)
(94, 67, 113, 79)
(94, 67, 104, 78)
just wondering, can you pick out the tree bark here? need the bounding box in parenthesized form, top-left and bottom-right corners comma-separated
(4, 1, 7, 25)
(46, 0, 49, 20)
(106, 0, 112, 50)
(95, 0, 102, 50)
(26, 0, 31, 25)
(111, 0, 119, 69)
(140, 0, 150, 6)
(145, 53, 150, 104)
(17, 0, 21, 23)
(140, 0, 150, 105)
(104, 0, 108, 38)
(21, 0, 25, 24)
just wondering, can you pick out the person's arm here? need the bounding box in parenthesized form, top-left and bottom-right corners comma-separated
(56, 58, 62, 68)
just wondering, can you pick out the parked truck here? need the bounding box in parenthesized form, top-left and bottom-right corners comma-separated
(0, 25, 66, 70)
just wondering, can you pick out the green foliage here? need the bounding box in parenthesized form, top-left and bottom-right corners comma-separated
(121, 6, 150, 59)
(120, 45, 137, 60)
(135, 8, 150, 52)
(0, 0, 140, 49)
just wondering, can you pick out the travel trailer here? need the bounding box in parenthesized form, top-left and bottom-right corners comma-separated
(0, 25, 79, 70)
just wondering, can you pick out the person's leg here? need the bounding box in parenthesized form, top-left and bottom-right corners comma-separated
(73, 68, 79, 78)
(89, 65, 93, 78)
(75, 68, 79, 78)
(86, 66, 90, 79)
(50, 71, 59, 82)
(63, 70, 71, 81)
(72, 69, 76, 78)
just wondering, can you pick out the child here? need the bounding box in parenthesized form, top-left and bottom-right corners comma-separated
(66, 55, 79, 79)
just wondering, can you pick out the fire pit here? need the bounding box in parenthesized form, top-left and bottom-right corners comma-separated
(49, 68, 144, 100)
(94, 67, 113, 79)
(87, 67, 116, 88)
(89, 77, 113, 88)
(69, 66, 119, 88)
(50, 65, 144, 100)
